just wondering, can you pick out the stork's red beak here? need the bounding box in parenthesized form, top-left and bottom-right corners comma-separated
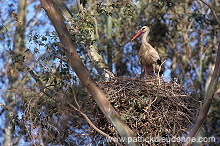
(130, 30, 143, 41)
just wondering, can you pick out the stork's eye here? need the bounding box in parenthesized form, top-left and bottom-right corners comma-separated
(142, 27, 145, 31)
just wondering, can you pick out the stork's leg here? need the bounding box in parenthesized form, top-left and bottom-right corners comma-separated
(153, 64, 156, 75)
(140, 66, 147, 77)
(144, 67, 146, 75)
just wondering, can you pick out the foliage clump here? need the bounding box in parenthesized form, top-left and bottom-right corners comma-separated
(84, 76, 198, 145)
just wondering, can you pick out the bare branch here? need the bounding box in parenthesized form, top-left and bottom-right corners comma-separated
(200, 0, 220, 25)
(67, 101, 123, 146)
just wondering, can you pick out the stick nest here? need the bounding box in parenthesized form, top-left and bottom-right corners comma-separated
(83, 77, 198, 145)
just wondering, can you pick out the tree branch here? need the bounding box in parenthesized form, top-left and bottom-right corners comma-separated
(200, 0, 220, 25)
(67, 101, 123, 146)
(39, 0, 138, 145)
(184, 43, 220, 146)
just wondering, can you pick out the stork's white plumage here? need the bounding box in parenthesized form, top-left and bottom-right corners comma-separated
(131, 26, 162, 75)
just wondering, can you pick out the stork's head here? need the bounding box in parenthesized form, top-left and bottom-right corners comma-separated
(131, 26, 150, 41)
(141, 26, 150, 33)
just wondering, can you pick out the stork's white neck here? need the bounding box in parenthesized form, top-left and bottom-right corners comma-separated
(141, 30, 151, 49)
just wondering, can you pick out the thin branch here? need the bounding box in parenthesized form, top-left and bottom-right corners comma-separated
(200, 0, 220, 25)
(67, 101, 123, 146)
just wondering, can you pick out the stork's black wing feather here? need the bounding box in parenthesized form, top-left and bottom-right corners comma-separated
(157, 59, 162, 65)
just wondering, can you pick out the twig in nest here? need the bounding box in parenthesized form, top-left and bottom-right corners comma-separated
(157, 60, 166, 84)
(94, 76, 198, 145)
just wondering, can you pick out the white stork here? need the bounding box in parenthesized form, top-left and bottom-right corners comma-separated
(131, 26, 162, 75)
